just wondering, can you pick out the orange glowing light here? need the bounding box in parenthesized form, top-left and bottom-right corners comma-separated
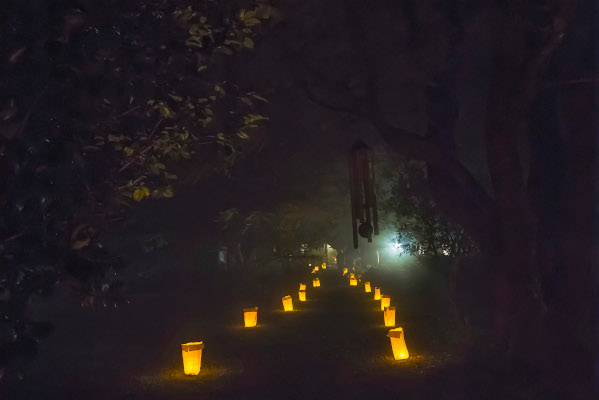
(387, 328, 409, 360)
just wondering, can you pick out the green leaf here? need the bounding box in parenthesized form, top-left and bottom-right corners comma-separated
(250, 94, 268, 102)
(159, 104, 173, 118)
(133, 189, 145, 202)
(237, 131, 249, 139)
(72, 238, 91, 250)
(243, 37, 255, 49)
(163, 188, 174, 198)
(142, 187, 150, 196)
(243, 18, 261, 26)
(123, 146, 134, 156)
(214, 84, 225, 96)
(169, 95, 183, 102)
(197, 65, 208, 72)
(216, 46, 233, 55)
(244, 114, 269, 124)
(224, 39, 242, 47)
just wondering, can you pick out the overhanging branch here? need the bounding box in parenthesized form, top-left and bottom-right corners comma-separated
(297, 77, 360, 114)
(270, 7, 495, 236)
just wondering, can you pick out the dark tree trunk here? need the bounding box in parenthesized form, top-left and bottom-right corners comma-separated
(527, 83, 597, 395)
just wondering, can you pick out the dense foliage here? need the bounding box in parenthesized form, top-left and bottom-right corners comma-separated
(387, 161, 476, 258)
(0, 0, 272, 379)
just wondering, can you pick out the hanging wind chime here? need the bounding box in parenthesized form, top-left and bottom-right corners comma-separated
(349, 140, 379, 248)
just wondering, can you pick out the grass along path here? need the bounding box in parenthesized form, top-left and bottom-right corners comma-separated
(20, 263, 456, 400)
(131, 268, 451, 400)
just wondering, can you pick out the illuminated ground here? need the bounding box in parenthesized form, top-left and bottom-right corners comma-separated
(18, 258, 530, 399)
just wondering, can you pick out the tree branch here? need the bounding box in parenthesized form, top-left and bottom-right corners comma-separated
(273, 2, 496, 240)
(297, 77, 360, 114)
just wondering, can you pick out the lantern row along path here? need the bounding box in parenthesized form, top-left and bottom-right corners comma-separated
(25, 262, 454, 400)
(158, 266, 439, 400)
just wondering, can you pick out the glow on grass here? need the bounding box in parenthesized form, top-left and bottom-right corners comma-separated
(181, 342, 204, 375)
(153, 363, 235, 383)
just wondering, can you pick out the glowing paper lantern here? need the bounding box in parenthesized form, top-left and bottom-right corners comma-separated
(299, 283, 306, 291)
(244, 307, 258, 328)
(364, 282, 371, 292)
(309, 264, 312, 266)
(387, 328, 409, 360)
(299, 290, 306, 301)
(374, 287, 381, 300)
(380, 295, 390, 311)
(313, 278, 320, 287)
(384, 306, 395, 327)
(282, 295, 293, 311)
(181, 342, 205, 375)
(349, 273, 355, 279)
(343, 268, 348, 275)
(322, 263, 327, 269)
(315, 266, 319, 271)
(349, 277, 358, 286)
